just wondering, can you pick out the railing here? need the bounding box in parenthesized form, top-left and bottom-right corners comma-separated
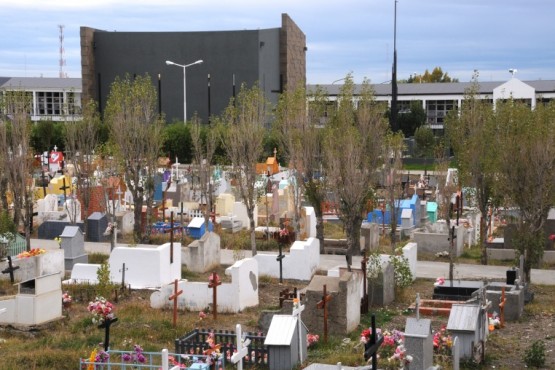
(176, 328, 268, 368)
(79, 349, 217, 369)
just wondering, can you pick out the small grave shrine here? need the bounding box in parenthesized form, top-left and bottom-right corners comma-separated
(433, 280, 484, 301)
(447, 303, 488, 362)
(60, 225, 88, 270)
(485, 282, 524, 321)
(265, 315, 308, 370)
(175, 328, 267, 368)
(86, 212, 108, 242)
(404, 316, 433, 370)
(0, 273, 62, 325)
(187, 217, 214, 239)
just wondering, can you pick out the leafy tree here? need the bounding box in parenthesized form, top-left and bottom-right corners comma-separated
(495, 99, 555, 283)
(445, 73, 496, 265)
(30, 120, 65, 153)
(64, 100, 101, 229)
(0, 89, 34, 249)
(162, 122, 192, 164)
(382, 130, 405, 251)
(219, 83, 268, 256)
(407, 67, 459, 83)
(398, 101, 427, 137)
(414, 125, 436, 158)
(104, 74, 165, 243)
(324, 75, 388, 269)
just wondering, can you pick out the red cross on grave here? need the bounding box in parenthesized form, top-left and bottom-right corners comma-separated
(168, 279, 183, 328)
(208, 272, 222, 321)
(317, 284, 333, 343)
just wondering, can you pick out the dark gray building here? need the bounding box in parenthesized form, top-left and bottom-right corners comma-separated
(80, 14, 306, 123)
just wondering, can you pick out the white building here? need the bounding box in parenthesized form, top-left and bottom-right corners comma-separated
(309, 78, 555, 133)
(0, 77, 82, 122)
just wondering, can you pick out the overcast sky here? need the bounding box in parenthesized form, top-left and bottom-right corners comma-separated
(1, 0, 554, 84)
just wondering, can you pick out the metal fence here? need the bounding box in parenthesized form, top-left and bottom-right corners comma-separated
(176, 328, 268, 368)
(79, 349, 217, 369)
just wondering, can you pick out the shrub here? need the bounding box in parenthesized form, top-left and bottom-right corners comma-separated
(523, 340, 545, 367)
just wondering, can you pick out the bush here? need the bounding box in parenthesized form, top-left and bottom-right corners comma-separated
(523, 340, 545, 367)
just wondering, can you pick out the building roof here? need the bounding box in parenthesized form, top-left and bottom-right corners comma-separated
(308, 79, 555, 98)
(60, 226, 83, 238)
(188, 217, 205, 229)
(0, 77, 81, 90)
(447, 304, 481, 332)
(264, 315, 298, 345)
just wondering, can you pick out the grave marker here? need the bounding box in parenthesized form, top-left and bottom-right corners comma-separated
(364, 314, 384, 370)
(208, 272, 221, 320)
(292, 290, 306, 363)
(499, 287, 506, 328)
(1, 256, 20, 283)
(360, 252, 368, 314)
(168, 279, 183, 328)
(317, 284, 332, 343)
(163, 212, 180, 263)
(276, 243, 285, 283)
(452, 336, 460, 370)
(99, 316, 118, 351)
(119, 263, 128, 291)
(59, 177, 71, 203)
(231, 323, 251, 370)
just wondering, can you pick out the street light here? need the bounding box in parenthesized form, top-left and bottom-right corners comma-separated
(165, 59, 203, 122)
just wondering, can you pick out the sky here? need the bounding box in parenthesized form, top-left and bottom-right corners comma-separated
(1, 0, 554, 84)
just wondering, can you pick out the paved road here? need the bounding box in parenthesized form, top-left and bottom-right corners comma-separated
(58, 239, 555, 285)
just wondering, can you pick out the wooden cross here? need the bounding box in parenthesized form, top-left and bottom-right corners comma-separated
(40, 171, 49, 197)
(98, 316, 118, 351)
(59, 177, 71, 203)
(208, 272, 222, 320)
(163, 212, 181, 264)
(292, 290, 306, 363)
(360, 252, 369, 314)
(168, 279, 183, 328)
(119, 263, 128, 291)
(1, 256, 20, 283)
(416, 293, 421, 320)
(276, 243, 285, 283)
(160, 180, 171, 222)
(231, 324, 251, 370)
(499, 287, 506, 328)
(316, 284, 332, 343)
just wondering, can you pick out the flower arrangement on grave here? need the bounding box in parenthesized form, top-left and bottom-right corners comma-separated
(103, 222, 116, 236)
(359, 327, 413, 369)
(488, 312, 501, 331)
(208, 273, 221, 285)
(203, 332, 224, 367)
(198, 311, 207, 321)
(122, 344, 146, 367)
(432, 325, 453, 356)
(85, 346, 110, 370)
(307, 333, 319, 347)
(434, 277, 445, 286)
(87, 296, 115, 325)
(62, 292, 72, 308)
(17, 248, 46, 258)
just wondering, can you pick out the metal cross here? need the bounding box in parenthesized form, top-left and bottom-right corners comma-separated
(1, 256, 20, 283)
(276, 243, 285, 283)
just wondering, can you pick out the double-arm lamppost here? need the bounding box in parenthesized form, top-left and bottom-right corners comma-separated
(165, 59, 203, 122)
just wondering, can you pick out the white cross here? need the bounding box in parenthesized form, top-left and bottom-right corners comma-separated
(231, 324, 251, 370)
(53, 145, 57, 152)
(292, 291, 306, 363)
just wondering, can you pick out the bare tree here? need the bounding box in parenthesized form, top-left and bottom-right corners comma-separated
(445, 73, 497, 265)
(104, 74, 165, 243)
(190, 116, 217, 229)
(219, 83, 268, 256)
(324, 76, 388, 269)
(275, 85, 329, 249)
(495, 99, 555, 284)
(64, 100, 101, 230)
(0, 89, 34, 249)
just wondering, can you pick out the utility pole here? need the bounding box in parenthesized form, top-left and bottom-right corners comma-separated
(390, 0, 399, 132)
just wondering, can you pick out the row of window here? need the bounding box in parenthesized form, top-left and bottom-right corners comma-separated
(36, 91, 80, 116)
